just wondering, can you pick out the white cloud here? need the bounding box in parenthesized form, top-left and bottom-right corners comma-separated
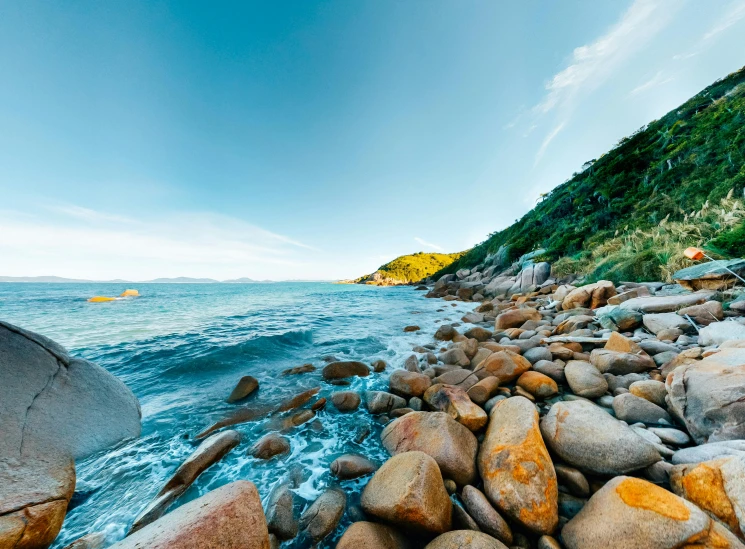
(534, 122, 565, 165)
(703, 0, 745, 40)
(629, 70, 674, 96)
(414, 237, 444, 252)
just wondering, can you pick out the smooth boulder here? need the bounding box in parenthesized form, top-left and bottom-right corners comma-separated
(564, 361, 607, 399)
(423, 384, 487, 431)
(322, 361, 370, 380)
(336, 522, 410, 549)
(424, 531, 508, 549)
(298, 489, 346, 543)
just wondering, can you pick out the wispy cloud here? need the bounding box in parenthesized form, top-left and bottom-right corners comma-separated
(534, 122, 565, 165)
(629, 70, 673, 96)
(414, 237, 444, 252)
(703, 0, 745, 40)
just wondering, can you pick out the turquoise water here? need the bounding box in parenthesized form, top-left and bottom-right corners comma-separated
(0, 282, 474, 547)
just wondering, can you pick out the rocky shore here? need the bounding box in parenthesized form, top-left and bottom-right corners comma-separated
(3, 256, 745, 549)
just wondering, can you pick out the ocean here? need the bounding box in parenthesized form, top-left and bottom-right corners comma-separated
(0, 282, 474, 548)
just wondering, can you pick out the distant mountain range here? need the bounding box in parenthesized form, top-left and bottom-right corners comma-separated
(0, 276, 286, 283)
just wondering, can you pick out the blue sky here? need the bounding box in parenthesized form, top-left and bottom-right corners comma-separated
(1, 0, 744, 281)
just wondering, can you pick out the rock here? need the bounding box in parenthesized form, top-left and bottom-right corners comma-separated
(558, 492, 586, 519)
(648, 427, 690, 446)
(461, 486, 513, 545)
(473, 351, 532, 384)
(629, 380, 667, 407)
(330, 454, 377, 480)
(465, 327, 493, 342)
(277, 387, 321, 412)
(361, 451, 452, 534)
(366, 391, 407, 414)
(130, 430, 242, 533)
(612, 393, 671, 424)
(653, 350, 679, 367)
(423, 384, 488, 431)
(666, 349, 745, 444)
(265, 482, 298, 540)
(495, 308, 541, 330)
(554, 464, 590, 497)
(250, 433, 290, 459)
(282, 363, 316, 376)
(678, 301, 724, 326)
(433, 369, 479, 390)
(462, 312, 484, 324)
(561, 476, 743, 549)
(330, 391, 361, 412)
(381, 412, 478, 485)
(673, 259, 745, 291)
(311, 398, 326, 411)
(608, 287, 651, 305)
(451, 499, 480, 531)
(478, 396, 558, 534)
(523, 347, 553, 364)
(226, 376, 259, 403)
(537, 535, 562, 549)
(322, 361, 370, 380)
(438, 348, 471, 367)
(299, 489, 346, 543)
(109, 481, 270, 549)
(643, 312, 690, 335)
(604, 372, 646, 393)
(590, 349, 655, 375)
(372, 360, 387, 372)
(424, 531, 508, 549)
(598, 308, 643, 331)
(670, 457, 745, 539)
(336, 522, 410, 549)
(404, 325, 420, 332)
(516, 371, 558, 398)
(620, 292, 715, 313)
(561, 281, 616, 310)
(467, 377, 501, 405)
(564, 360, 608, 399)
(699, 322, 745, 346)
(533, 360, 565, 384)
(673, 441, 745, 464)
(540, 400, 660, 475)
(639, 339, 679, 355)
(389, 370, 432, 398)
(435, 325, 457, 341)
(62, 532, 107, 549)
(404, 354, 422, 372)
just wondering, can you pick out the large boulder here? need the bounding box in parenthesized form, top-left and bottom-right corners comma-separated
(336, 522, 410, 549)
(678, 301, 724, 326)
(298, 489, 346, 543)
(381, 412, 478, 485)
(389, 370, 432, 398)
(109, 481, 270, 549)
(322, 361, 370, 380)
(0, 321, 142, 549)
(666, 349, 745, 444)
(673, 259, 745, 291)
(561, 281, 616, 310)
(619, 292, 715, 313)
(699, 322, 745, 347)
(540, 400, 660, 475)
(361, 451, 452, 534)
(478, 397, 558, 535)
(564, 361, 608, 399)
(473, 351, 531, 384)
(590, 349, 655, 375)
(423, 385, 487, 431)
(561, 476, 744, 549)
(495, 309, 541, 330)
(424, 531, 508, 549)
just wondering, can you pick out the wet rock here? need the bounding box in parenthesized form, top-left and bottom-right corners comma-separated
(389, 370, 432, 398)
(311, 397, 326, 411)
(277, 387, 320, 412)
(590, 349, 655, 375)
(628, 380, 666, 407)
(666, 349, 745, 444)
(424, 531, 508, 549)
(226, 376, 259, 403)
(372, 360, 387, 373)
(366, 391, 407, 414)
(299, 489, 346, 543)
(461, 486, 513, 545)
(195, 404, 274, 439)
(435, 325, 457, 341)
(438, 348, 471, 367)
(265, 482, 298, 540)
(109, 481, 269, 549)
(381, 411, 478, 485)
(250, 433, 290, 459)
(330, 391, 361, 412)
(561, 476, 743, 549)
(330, 454, 377, 480)
(467, 377, 501, 405)
(473, 350, 532, 384)
(361, 451, 452, 534)
(336, 521, 410, 549)
(282, 364, 316, 376)
(516, 371, 558, 398)
(564, 360, 607, 399)
(404, 325, 420, 332)
(554, 464, 590, 497)
(540, 400, 660, 475)
(404, 354, 421, 372)
(423, 384, 488, 431)
(495, 308, 541, 330)
(612, 393, 671, 424)
(465, 327, 492, 342)
(322, 361, 370, 380)
(478, 396, 558, 534)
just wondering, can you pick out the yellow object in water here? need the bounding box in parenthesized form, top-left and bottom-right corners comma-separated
(120, 289, 139, 297)
(88, 296, 117, 303)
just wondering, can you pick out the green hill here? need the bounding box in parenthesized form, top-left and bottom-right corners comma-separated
(353, 251, 465, 285)
(437, 66, 745, 283)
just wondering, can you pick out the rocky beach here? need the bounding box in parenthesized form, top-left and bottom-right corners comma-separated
(3, 258, 745, 549)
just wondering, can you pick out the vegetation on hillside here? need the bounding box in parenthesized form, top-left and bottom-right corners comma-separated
(363, 251, 466, 284)
(438, 66, 745, 283)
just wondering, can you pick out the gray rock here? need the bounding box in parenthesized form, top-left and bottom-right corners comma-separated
(533, 360, 565, 384)
(672, 440, 745, 464)
(699, 321, 745, 346)
(558, 492, 586, 520)
(299, 489, 346, 542)
(554, 464, 590, 497)
(652, 350, 679, 367)
(639, 340, 678, 355)
(540, 400, 660, 475)
(604, 372, 646, 393)
(648, 427, 690, 446)
(565, 361, 608, 399)
(613, 393, 671, 424)
(590, 349, 655, 375)
(619, 292, 715, 313)
(266, 482, 298, 540)
(523, 347, 553, 364)
(365, 391, 407, 414)
(628, 380, 667, 407)
(461, 486, 513, 545)
(642, 313, 690, 335)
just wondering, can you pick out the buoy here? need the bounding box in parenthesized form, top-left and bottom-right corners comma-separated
(120, 289, 139, 297)
(684, 247, 705, 260)
(88, 296, 117, 303)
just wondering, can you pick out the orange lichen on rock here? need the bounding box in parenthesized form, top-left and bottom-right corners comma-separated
(616, 477, 691, 521)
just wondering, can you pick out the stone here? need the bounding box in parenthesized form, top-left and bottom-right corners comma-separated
(389, 370, 432, 398)
(537, 535, 562, 549)
(265, 482, 298, 540)
(404, 325, 420, 332)
(435, 325, 457, 341)
(276, 387, 320, 412)
(130, 430, 242, 533)
(299, 489, 346, 543)
(533, 360, 565, 384)
(282, 364, 316, 376)
(604, 372, 646, 393)
(366, 391, 407, 414)
(608, 287, 651, 305)
(423, 384, 488, 431)
(699, 322, 745, 347)
(564, 360, 607, 399)
(678, 301, 724, 326)
(438, 348, 471, 367)
(629, 380, 666, 407)
(467, 377, 501, 405)
(336, 522, 410, 549)
(361, 451, 452, 534)
(673, 259, 745, 291)
(478, 396, 558, 534)
(461, 486, 513, 545)
(62, 532, 107, 549)
(250, 433, 290, 459)
(473, 350, 532, 384)
(554, 464, 590, 498)
(462, 312, 484, 324)
(517, 371, 558, 398)
(590, 349, 655, 375)
(540, 400, 660, 475)
(653, 351, 679, 367)
(108, 481, 270, 549)
(372, 360, 387, 372)
(523, 346, 553, 364)
(226, 376, 259, 403)
(561, 281, 616, 310)
(330, 391, 361, 412)
(620, 292, 715, 313)
(643, 312, 690, 335)
(673, 441, 745, 465)
(433, 369, 479, 390)
(648, 427, 690, 446)
(381, 412, 478, 486)
(666, 349, 745, 444)
(321, 361, 370, 380)
(495, 308, 541, 330)
(561, 476, 743, 549)
(424, 531, 508, 549)
(465, 327, 493, 342)
(330, 454, 377, 479)
(613, 393, 671, 424)
(404, 354, 421, 372)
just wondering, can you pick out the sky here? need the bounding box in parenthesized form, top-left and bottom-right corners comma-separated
(1, 0, 745, 281)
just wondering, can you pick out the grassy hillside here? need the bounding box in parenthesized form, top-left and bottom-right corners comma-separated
(438, 66, 745, 283)
(361, 252, 466, 284)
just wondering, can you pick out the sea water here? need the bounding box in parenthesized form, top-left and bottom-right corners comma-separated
(0, 282, 475, 547)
